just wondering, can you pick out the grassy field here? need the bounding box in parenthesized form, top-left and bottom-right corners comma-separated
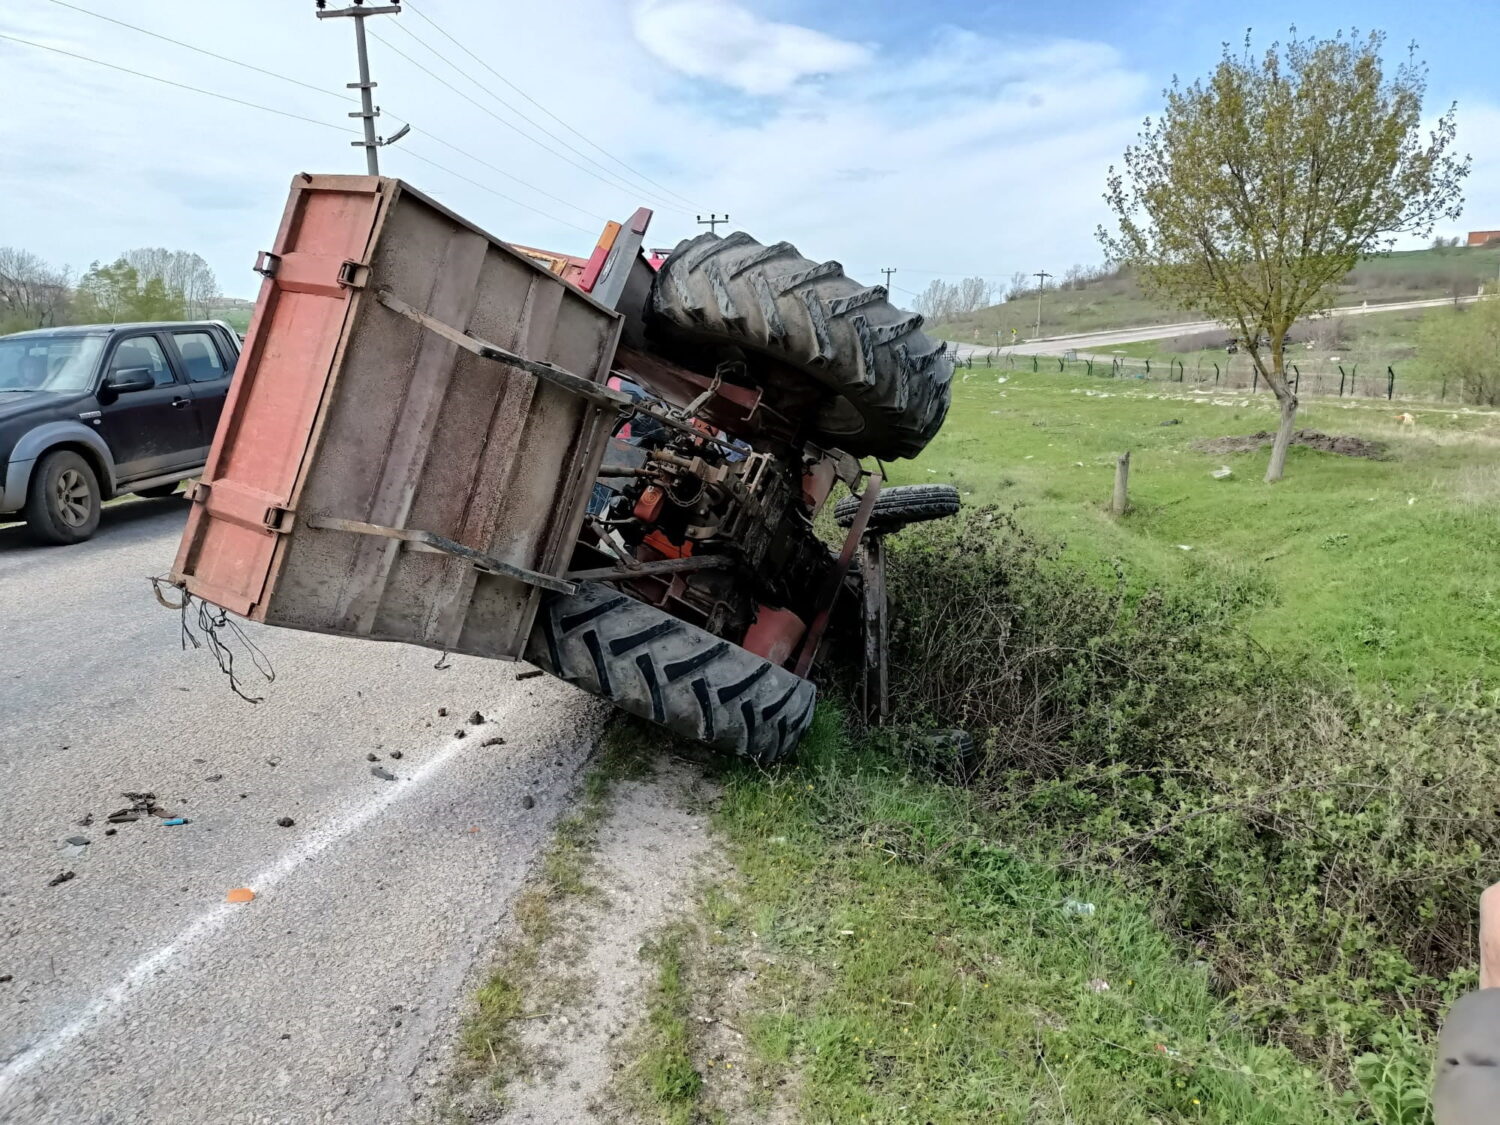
(931, 245, 1500, 343)
(886, 370, 1500, 690)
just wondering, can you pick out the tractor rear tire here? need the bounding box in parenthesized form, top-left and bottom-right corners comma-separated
(525, 581, 816, 763)
(833, 483, 960, 531)
(650, 231, 953, 460)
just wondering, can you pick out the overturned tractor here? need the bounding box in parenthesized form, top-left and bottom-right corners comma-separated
(170, 176, 957, 760)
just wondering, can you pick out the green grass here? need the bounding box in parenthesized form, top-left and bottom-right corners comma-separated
(623, 926, 705, 1125)
(930, 245, 1500, 343)
(889, 369, 1500, 688)
(704, 708, 1368, 1124)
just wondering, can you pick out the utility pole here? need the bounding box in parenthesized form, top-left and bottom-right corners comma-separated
(880, 267, 896, 291)
(316, 0, 407, 175)
(697, 214, 729, 234)
(1032, 269, 1052, 339)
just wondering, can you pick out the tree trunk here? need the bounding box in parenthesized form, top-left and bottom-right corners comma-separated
(1266, 391, 1298, 482)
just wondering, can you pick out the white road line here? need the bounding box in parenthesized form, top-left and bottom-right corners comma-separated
(0, 728, 483, 1099)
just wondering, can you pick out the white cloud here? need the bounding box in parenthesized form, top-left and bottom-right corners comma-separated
(631, 0, 871, 95)
(0, 1, 1151, 306)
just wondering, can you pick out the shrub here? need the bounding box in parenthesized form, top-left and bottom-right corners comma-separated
(877, 507, 1500, 1073)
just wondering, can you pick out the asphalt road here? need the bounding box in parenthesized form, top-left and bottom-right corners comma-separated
(950, 293, 1480, 358)
(0, 498, 608, 1123)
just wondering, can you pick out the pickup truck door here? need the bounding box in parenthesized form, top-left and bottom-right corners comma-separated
(164, 327, 236, 456)
(95, 332, 203, 481)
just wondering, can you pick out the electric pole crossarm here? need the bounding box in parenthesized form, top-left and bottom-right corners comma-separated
(696, 213, 729, 234)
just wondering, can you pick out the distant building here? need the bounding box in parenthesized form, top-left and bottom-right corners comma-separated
(1467, 230, 1500, 247)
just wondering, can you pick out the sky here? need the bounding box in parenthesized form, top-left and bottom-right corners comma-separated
(0, 0, 1496, 303)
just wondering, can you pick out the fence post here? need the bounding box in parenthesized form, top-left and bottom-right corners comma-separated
(1085, 359, 1093, 376)
(1387, 366, 1395, 400)
(1350, 364, 1357, 396)
(1441, 375, 1447, 401)
(1145, 358, 1151, 376)
(1058, 357, 1065, 373)
(1214, 363, 1220, 385)
(985, 352, 992, 367)
(1111, 451, 1131, 516)
(1338, 366, 1346, 397)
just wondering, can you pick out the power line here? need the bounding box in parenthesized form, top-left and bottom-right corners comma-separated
(44, 0, 358, 104)
(11, 17, 609, 230)
(0, 32, 360, 134)
(413, 132, 611, 223)
(375, 22, 689, 213)
(401, 0, 698, 209)
(393, 147, 597, 234)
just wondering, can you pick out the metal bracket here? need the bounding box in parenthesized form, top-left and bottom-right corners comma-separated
(305, 515, 576, 595)
(253, 251, 280, 278)
(263, 506, 295, 533)
(337, 260, 371, 289)
(567, 555, 735, 583)
(793, 473, 882, 678)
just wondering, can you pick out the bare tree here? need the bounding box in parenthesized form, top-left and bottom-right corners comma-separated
(0, 247, 71, 329)
(1100, 31, 1468, 482)
(123, 248, 220, 319)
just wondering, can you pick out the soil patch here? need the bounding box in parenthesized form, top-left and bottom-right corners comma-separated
(1194, 429, 1389, 459)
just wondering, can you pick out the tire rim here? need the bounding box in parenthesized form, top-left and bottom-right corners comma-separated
(55, 468, 92, 527)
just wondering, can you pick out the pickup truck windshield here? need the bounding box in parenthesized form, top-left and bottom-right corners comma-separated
(0, 335, 106, 393)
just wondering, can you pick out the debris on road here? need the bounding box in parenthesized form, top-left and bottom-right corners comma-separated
(226, 887, 255, 904)
(366, 753, 380, 762)
(482, 736, 506, 748)
(468, 710, 485, 725)
(370, 766, 396, 782)
(389, 750, 403, 759)
(454, 729, 466, 738)
(521, 795, 535, 810)
(104, 828, 116, 836)
(437, 707, 448, 717)
(515, 669, 545, 681)
(0, 974, 12, 983)
(48, 871, 76, 887)
(161, 818, 190, 827)
(205, 774, 223, 782)
(276, 817, 295, 828)
(65, 835, 90, 847)
(76, 813, 93, 827)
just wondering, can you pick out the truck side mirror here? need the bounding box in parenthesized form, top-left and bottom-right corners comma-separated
(106, 367, 155, 393)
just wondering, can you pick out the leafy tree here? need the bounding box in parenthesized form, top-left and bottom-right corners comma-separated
(1099, 31, 1468, 481)
(73, 259, 187, 323)
(1419, 299, 1500, 405)
(123, 248, 220, 318)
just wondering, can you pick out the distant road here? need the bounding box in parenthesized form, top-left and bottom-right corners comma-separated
(949, 294, 1480, 358)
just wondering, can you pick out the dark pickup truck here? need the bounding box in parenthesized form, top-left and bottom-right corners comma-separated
(0, 321, 240, 544)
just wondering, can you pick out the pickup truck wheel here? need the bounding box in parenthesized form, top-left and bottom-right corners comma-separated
(649, 231, 953, 460)
(525, 581, 816, 763)
(24, 450, 101, 545)
(134, 482, 181, 499)
(833, 483, 960, 531)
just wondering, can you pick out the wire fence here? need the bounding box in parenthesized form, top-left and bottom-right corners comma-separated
(954, 348, 1469, 403)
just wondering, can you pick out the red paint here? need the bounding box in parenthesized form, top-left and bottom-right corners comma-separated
(743, 606, 806, 666)
(633, 484, 665, 523)
(172, 175, 385, 616)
